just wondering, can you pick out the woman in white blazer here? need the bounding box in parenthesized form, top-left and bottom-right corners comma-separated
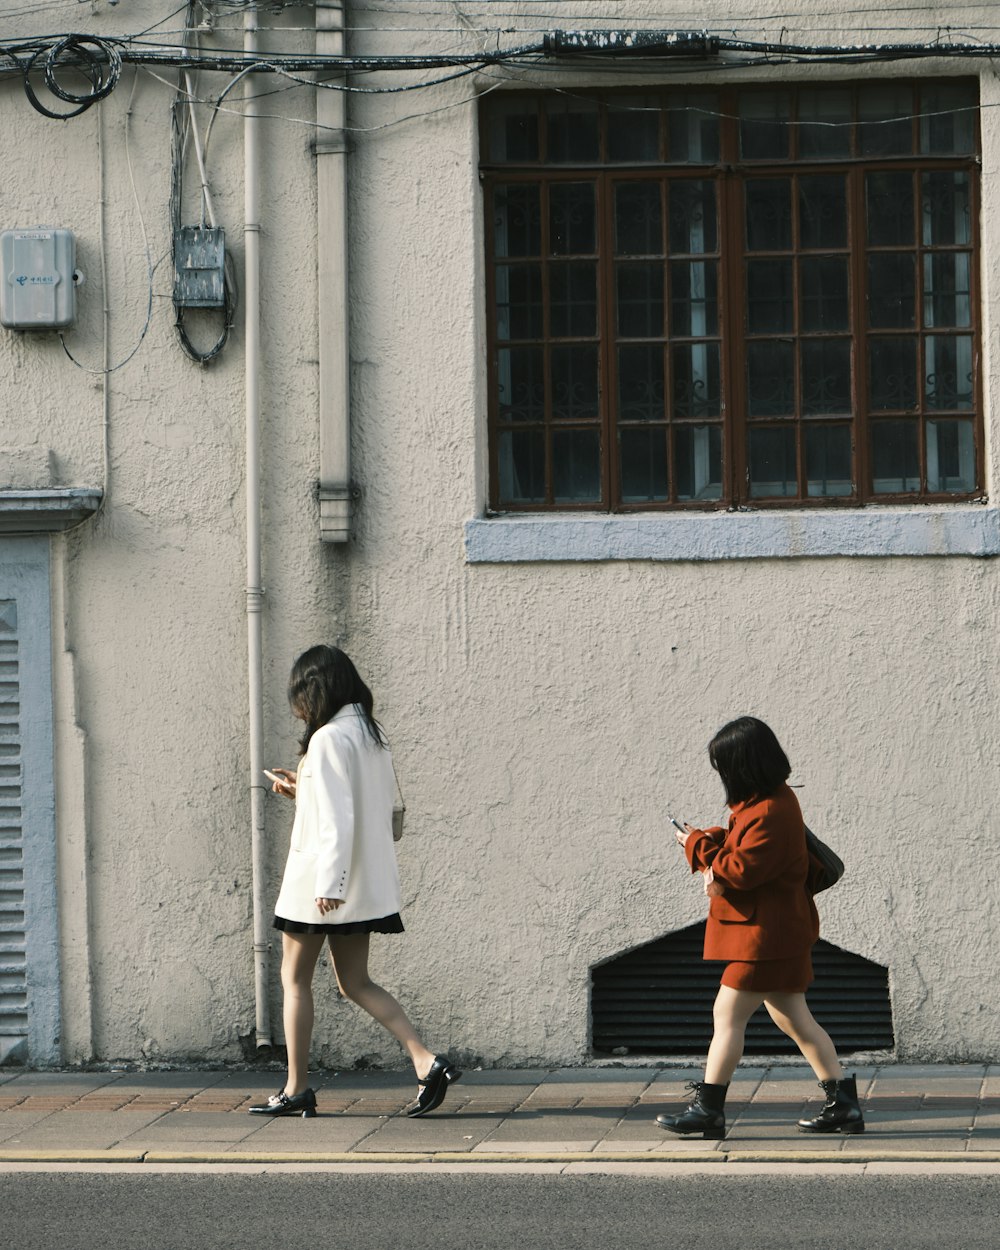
(248, 645, 461, 1119)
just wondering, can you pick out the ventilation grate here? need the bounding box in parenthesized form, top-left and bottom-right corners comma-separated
(0, 601, 26, 1060)
(591, 921, 893, 1056)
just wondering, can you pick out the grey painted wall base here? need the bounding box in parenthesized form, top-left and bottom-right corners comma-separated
(465, 507, 1000, 563)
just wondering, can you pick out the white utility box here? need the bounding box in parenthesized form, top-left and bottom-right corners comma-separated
(1, 228, 77, 329)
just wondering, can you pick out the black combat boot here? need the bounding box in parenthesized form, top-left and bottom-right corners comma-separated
(656, 1080, 728, 1139)
(797, 1074, 865, 1134)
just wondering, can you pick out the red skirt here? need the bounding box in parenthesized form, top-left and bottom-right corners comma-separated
(720, 950, 813, 993)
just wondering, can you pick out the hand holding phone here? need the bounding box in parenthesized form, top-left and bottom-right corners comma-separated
(264, 768, 295, 797)
(668, 814, 692, 849)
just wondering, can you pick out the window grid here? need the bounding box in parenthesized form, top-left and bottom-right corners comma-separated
(483, 82, 982, 512)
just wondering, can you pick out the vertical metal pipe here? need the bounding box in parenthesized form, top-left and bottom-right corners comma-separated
(244, 7, 270, 1051)
(316, 0, 352, 542)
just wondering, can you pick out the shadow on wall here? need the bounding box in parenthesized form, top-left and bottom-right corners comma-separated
(590, 921, 894, 1058)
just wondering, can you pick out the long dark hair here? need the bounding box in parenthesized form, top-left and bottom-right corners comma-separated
(708, 716, 791, 806)
(288, 645, 387, 754)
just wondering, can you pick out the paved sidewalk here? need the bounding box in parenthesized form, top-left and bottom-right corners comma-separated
(1, 1064, 998, 1164)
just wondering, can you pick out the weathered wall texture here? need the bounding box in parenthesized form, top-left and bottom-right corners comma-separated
(0, 1, 998, 1067)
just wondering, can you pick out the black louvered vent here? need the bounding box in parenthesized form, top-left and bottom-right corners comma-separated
(591, 922, 894, 1056)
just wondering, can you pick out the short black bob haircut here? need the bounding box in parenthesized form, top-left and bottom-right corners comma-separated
(288, 644, 387, 754)
(708, 716, 791, 806)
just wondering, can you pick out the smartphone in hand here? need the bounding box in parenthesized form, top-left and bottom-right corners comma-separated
(263, 769, 285, 786)
(668, 814, 689, 837)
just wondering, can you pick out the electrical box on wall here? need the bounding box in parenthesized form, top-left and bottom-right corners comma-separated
(1, 228, 78, 329)
(173, 226, 226, 309)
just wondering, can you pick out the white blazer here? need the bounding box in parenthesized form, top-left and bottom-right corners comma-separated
(273, 704, 402, 926)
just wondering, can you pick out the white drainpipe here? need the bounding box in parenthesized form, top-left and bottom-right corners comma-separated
(316, 0, 352, 543)
(244, 7, 270, 1051)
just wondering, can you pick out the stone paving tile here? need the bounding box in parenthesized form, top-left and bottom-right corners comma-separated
(472, 1139, 602, 1153)
(116, 1111, 261, 1144)
(0, 1110, 63, 1142)
(459, 1069, 550, 1087)
(540, 1069, 657, 1086)
(353, 1115, 504, 1154)
(0, 1109, 166, 1149)
(650, 1135, 725, 1153)
(0, 1072, 118, 1090)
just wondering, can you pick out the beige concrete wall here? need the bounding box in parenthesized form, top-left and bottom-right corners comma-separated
(0, 2, 997, 1066)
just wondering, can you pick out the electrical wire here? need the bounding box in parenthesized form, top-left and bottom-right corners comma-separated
(59, 68, 163, 376)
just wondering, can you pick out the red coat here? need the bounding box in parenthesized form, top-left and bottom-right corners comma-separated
(684, 783, 819, 962)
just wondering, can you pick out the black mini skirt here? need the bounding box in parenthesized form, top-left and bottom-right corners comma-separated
(272, 912, 405, 936)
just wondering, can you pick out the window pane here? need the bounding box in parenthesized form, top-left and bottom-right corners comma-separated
(486, 100, 539, 162)
(801, 339, 851, 415)
(740, 92, 790, 160)
(551, 344, 598, 420)
(608, 97, 660, 162)
(675, 425, 722, 500)
(550, 182, 596, 255)
(866, 172, 915, 247)
(495, 264, 542, 340)
(747, 340, 795, 417)
(926, 418, 975, 493)
(747, 259, 793, 333)
(668, 93, 720, 162)
(806, 424, 853, 496)
(871, 420, 919, 493)
(921, 171, 971, 246)
(550, 262, 597, 336)
(859, 84, 914, 156)
(498, 428, 545, 502)
(493, 185, 541, 258)
(799, 175, 847, 249)
(925, 335, 973, 411)
(619, 427, 668, 501)
(617, 262, 664, 337)
(800, 256, 849, 332)
(745, 179, 792, 251)
(553, 428, 601, 502)
(924, 253, 972, 328)
(798, 90, 851, 159)
(868, 253, 916, 328)
(545, 98, 599, 162)
(672, 343, 721, 418)
(497, 347, 544, 421)
(749, 426, 797, 497)
(615, 183, 662, 256)
(670, 260, 718, 336)
(669, 180, 717, 254)
(920, 83, 977, 155)
(618, 344, 664, 421)
(868, 336, 917, 410)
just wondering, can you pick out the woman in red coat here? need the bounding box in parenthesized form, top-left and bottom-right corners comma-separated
(656, 717, 864, 1139)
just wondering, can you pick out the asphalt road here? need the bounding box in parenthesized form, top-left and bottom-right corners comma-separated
(2, 1171, 998, 1250)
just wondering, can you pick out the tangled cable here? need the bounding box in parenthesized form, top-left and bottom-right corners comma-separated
(15, 35, 123, 120)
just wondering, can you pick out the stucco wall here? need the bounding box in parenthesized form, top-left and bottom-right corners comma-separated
(1, 1, 998, 1067)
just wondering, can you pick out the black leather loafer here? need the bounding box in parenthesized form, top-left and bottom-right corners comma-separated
(406, 1057, 462, 1117)
(248, 1087, 317, 1118)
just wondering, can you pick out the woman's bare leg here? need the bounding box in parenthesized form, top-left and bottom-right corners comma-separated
(704, 986, 767, 1085)
(328, 933, 437, 1079)
(763, 993, 843, 1081)
(280, 931, 326, 1096)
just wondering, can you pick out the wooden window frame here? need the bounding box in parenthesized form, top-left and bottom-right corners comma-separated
(481, 81, 983, 513)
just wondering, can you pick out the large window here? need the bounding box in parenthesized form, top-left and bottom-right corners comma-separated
(481, 82, 981, 511)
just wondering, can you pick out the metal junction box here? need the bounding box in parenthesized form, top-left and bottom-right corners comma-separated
(173, 226, 226, 309)
(1, 228, 77, 329)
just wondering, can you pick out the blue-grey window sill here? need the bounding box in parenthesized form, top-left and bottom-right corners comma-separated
(464, 506, 1000, 563)
(0, 489, 102, 534)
